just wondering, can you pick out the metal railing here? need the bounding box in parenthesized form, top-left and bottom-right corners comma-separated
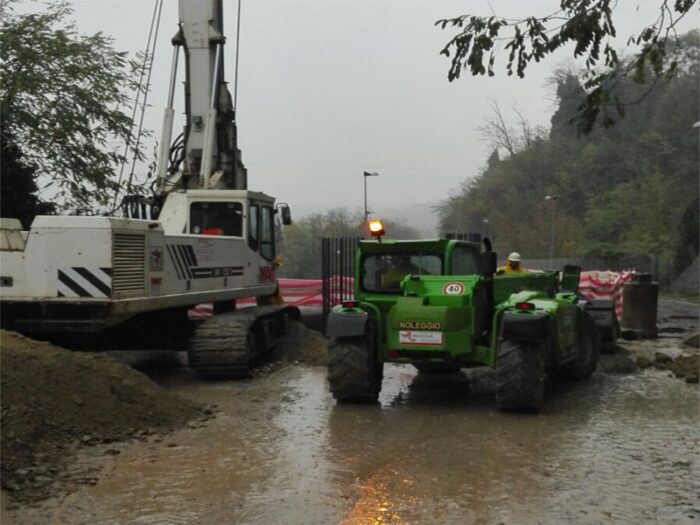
(321, 237, 359, 329)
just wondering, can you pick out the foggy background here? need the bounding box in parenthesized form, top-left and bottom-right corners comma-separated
(28, 0, 698, 235)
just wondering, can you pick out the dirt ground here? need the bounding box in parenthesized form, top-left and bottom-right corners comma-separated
(0, 330, 209, 503)
(0, 321, 323, 506)
(268, 319, 329, 366)
(1, 301, 698, 524)
(622, 298, 700, 382)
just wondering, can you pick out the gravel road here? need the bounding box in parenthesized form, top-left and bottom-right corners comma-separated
(2, 300, 698, 525)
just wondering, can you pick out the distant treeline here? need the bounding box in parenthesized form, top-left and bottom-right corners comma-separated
(436, 31, 699, 277)
(278, 209, 419, 278)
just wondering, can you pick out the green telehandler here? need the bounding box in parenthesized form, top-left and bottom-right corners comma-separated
(325, 230, 615, 412)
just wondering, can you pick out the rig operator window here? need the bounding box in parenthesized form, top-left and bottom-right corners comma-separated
(189, 202, 243, 237)
(362, 253, 442, 294)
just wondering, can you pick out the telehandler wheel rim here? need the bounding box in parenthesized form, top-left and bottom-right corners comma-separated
(549, 312, 601, 382)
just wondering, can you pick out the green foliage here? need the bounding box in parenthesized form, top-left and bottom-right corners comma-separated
(583, 172, 675, 257)
(0, 0, 146, 211)
(437, 0, 697, 134)
(436, 31, 699, 268)
(278, 209, 420, 278)
(673, 197, 699, 274)
(0, 131, 56, 228)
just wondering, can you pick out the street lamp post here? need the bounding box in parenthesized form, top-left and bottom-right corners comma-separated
(363, 171, 379, 224)
(545, 194, 559, 268)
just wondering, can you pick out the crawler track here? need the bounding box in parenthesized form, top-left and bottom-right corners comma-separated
(188, 305, 299, 379)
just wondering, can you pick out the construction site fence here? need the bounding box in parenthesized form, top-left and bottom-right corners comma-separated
(189, 271, 634, 322)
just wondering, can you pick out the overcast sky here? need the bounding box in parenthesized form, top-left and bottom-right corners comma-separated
(39, 0, 698, 220)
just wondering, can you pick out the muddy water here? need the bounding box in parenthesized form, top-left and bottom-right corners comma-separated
(7, 357, 698, 525)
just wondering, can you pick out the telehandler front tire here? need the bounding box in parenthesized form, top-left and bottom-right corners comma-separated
(328, 336, 382, 403)
(495, 339, 545, 413)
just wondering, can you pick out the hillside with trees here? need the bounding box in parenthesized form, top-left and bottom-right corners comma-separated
(436, 30, 699, 276)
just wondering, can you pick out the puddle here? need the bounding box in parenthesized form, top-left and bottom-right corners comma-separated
(5, 360, 698, 525)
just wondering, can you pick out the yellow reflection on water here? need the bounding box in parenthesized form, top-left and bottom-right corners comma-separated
(341, 470, 418, 525)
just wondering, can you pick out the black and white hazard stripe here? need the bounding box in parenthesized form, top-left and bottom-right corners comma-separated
(167, 244, 198, 280)
(57, 267, 112, 298)
(166, 243, 247, 280)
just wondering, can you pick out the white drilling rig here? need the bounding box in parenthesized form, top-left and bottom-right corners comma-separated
(0, 0, 298, 378)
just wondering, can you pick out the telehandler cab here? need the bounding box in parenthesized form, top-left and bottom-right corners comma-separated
(326, 226, 614, 412)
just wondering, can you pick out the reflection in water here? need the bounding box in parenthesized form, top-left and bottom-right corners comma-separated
(342, 470, 416, 525)
(327, 364, 698, 525)
(7, 362, 698, 525)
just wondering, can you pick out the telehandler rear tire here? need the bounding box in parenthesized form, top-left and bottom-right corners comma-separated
(328, 336, 382, 403)
(553, 312, 601, 380)
(495, 339, 545, 412)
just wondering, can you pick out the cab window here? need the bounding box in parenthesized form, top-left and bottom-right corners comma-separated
(260, 206, 274, 261)
(451, 245, 479, 275)
(361, 253, 442, 294)
(189, 202, 243, 236)
(248, 204, 259, 251)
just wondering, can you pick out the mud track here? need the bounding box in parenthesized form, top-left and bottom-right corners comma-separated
(2, 303, 698, 524)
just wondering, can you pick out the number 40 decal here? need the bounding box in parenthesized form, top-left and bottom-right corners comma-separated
(443, 281, 465, 295)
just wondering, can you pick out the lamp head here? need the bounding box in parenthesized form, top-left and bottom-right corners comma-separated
(368, 219, 385, 240)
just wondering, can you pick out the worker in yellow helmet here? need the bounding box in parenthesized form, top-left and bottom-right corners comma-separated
(497, 252, 527, 275)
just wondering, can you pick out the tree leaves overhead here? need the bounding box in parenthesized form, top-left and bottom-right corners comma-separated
(0, 1, 148, 211)
(437, 0, 697, 134)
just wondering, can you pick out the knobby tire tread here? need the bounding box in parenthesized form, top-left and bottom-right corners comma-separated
(495, 338, 545, 413)
(328, 336, 382, 403)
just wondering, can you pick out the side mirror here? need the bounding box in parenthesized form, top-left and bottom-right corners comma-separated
(275, 203, 292, 225)
(479, 252, 497, 275)
(561, 264, 581, 292)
